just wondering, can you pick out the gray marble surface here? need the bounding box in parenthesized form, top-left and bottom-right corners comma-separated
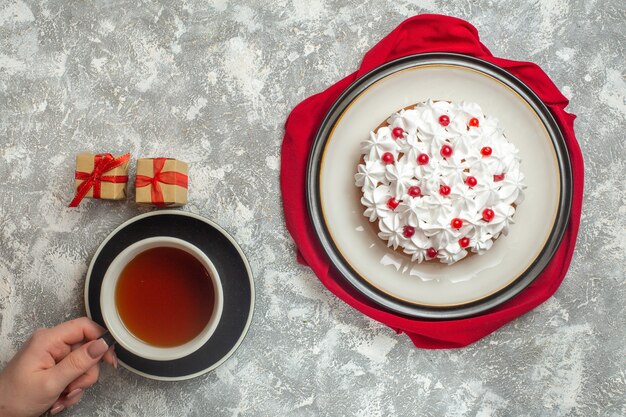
(1, 0, 625, 416)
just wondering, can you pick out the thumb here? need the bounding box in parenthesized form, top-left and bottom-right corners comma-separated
(48, 339, 109, 391)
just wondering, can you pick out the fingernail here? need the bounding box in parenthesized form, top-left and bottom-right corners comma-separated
(66, 388, 82, 400)
(87, 339, 109, 359)
(50, 404, 65, 415)
(112, 351, 119, 369)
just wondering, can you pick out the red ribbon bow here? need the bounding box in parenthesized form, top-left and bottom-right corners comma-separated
(135, 158, 188, 206)
(69, 153, 130, 207)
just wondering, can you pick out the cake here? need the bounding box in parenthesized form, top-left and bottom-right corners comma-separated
(354, 100, 526, 265)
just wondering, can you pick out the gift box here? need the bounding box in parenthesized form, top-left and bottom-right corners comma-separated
(135, 158, 189, 207)
(69, 152, 130, 207)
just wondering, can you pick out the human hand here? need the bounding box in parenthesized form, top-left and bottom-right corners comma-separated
(0, 317, 117, 416)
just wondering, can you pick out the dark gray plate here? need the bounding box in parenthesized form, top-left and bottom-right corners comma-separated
(85, 211, 255, 380)
(306, 53, 572, 320)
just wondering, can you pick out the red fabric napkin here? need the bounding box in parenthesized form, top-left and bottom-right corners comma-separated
(280, 14, 583, 348)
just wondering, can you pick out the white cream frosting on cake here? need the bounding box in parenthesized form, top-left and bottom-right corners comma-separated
(355, 100, 526, 265)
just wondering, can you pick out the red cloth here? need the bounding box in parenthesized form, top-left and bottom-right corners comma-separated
(280, 14, 583, 348)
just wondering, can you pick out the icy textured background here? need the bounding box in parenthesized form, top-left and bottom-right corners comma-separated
(1, 0, 625, 416)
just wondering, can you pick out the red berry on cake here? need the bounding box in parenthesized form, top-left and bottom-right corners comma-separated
(451, 218, 463, 229)
(440, 145, 453, 158)
(465, 176, 478, 187)
(459, 237, 470, 248)
(403, 225, 415, 238)
(469, 117, 480, 127)
(426, 248, 438, 258)
(417, 153, 429, 165)
(439, 185, 451, 196)
(408, 186, 421, 197)
(438, 115, 450, 126)
(386, 197, 400, 210)
(493, 173, 506, 182)
(480, 147, 492, 156)
(482, 208, 495, 222)
(392, 127, 404, 139)
(381, 152, 395, 164)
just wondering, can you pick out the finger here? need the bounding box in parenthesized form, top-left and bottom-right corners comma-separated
(46, 338, 109, 393)
(45, 318, 107, 363)
(58, 342, 82, 359)
(68, 343, 116, 366)
(103, 346, 118, 369)
(58, 342, 82, 363)
(51, 389, 84, 414)
(53, 342, 82, 365)
(66, 363, 100, 393)
(50, 317, 107, 346)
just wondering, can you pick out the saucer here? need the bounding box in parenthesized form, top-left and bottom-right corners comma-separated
(306, 53, 572, 319)
(84, 210, 255, 381)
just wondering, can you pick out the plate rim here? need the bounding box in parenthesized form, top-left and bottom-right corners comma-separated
(306, 52, 573, 320)
(84, 210, 255, 381)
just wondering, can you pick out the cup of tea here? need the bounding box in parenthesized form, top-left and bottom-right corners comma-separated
(100, 236, 223, 361)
